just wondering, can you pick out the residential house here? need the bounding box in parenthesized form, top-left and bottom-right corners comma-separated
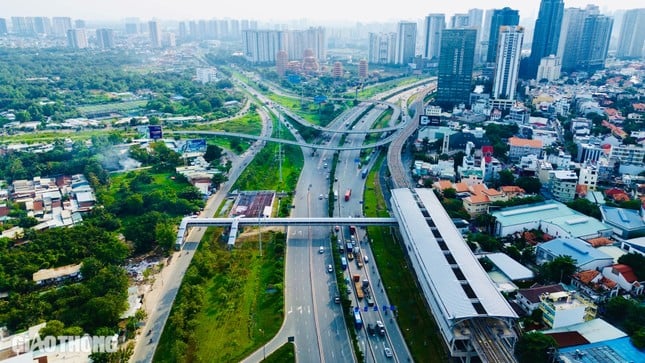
(516, 284, 564, 314)
(601, 264, 644, 295)
(536, 238, 614, 271)
(539, 291, 597, 329)
(600, 206, 645, 239)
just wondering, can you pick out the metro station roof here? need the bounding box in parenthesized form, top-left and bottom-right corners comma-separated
(391, 188, 517, 321)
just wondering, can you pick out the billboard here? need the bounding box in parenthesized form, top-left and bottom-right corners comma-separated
(182, 139, 207, 153)
(148, 125, 163, 140)
(419, 115, 440, 126)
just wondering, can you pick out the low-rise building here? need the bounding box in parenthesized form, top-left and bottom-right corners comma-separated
(536, 238, 614, 271)
(508, 137, 543, 161)
(578, 165, 598, 191)
(600, 206, 645, 239)
(516, 284, 565, 314)
(549, 170, 578, 202)
(601, 264, 644, 295)
(539, 291, 597, 329)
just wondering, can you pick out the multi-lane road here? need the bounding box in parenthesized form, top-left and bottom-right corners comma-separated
(134, 75, 435, 363)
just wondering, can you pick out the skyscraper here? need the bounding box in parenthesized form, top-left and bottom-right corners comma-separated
(523, 0, 564, 79)
(422, 14, 445, 60)
(437, 29, 477, 108)
(96, 28, 115, 49)
(486, 8, 520, 63)
(557, 7, 589, 72)
(242, 30, 284, 63)
(52, 17, 72, 37)
(125, 18, 139, 35)
(395, 21, 417, 65)
(285, 27, 326, 62)
(358, 59, 369, 79)
(368, 32, 397, 64)
(67, 29, 88, 49)
(492, 26, 524, 102)
(578, 15, 613, 73)
(616, 8, 645, 59)
(450, 14, 470, 29)
(276, 50, 288, 77)
(148, 20, 162, 48)
(0, 18, 7, 35)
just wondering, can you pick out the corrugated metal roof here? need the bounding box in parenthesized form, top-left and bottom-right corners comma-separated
(394, 188, 517, 320)
(483, 252, 535, 281)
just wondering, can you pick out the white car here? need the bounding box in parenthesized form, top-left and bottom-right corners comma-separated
(319, 246, 325, 254)
(384, 347, 393, 358)
(327, 264, 333, 273)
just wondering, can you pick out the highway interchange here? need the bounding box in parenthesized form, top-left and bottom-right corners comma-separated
(132, 75, 435, 363)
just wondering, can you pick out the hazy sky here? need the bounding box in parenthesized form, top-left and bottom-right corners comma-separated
(4, 0, 643, 23)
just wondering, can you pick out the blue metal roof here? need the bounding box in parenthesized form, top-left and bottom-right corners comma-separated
(558, 337, 645, 362)
(600, 206, 645, 232)
(538, 238, 612, 267)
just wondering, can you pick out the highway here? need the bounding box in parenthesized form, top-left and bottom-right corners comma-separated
(130, 105, 274, 363)
(133, 74, 434, 363)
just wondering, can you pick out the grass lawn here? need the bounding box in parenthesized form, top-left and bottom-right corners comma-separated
(154, 230, 286, 363)
(76, 100, 148, 115)
(363, 155, 449, 362)
(266, 93, 347, 127)
(261, 342, 295, 362)
(0, 129, 136, 144)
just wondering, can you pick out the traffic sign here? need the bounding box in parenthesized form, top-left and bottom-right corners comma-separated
(373, 306, 379, 311)
(314, 95, 327, 104)
(363, 306, 368, 312)
(382, 305, 388, 311)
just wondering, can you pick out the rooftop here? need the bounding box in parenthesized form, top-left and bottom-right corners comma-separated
(600, 206, 645, 231)
(391, 188, 516, 321)
(32, 263, 82, 283)
(558, 337, 644, 362)
(544, 318, 626, 344)
(508, 136, 543, 148)
(538, 238, 613, 267)
(483, 252, 534, 281)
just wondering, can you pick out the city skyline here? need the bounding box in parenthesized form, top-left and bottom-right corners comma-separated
(2, 0, 643, 23)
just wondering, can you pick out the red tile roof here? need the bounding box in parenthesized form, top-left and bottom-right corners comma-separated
(586, 237, 613, 247)
(545, 332, 589, 348)
(508, 137, 543, 148)
(613, 264, 638, 283)
(574, 270, 600, 284)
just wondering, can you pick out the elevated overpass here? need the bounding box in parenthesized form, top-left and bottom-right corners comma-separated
(175, 216, 397, 249)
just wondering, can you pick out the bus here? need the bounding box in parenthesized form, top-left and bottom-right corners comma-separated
(353, 309, 363, 330)
(341, 257, 347, 270)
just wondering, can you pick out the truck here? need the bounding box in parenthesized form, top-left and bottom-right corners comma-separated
(354, 281, 364, 299)
(344, 188, 352, 201)
(356, 250, 363, 268)
(349, 225, 357, 236)
(341, 257, 347, 270)
(361, 168, 368, 179)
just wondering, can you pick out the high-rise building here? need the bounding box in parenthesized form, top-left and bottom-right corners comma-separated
(33, 17, 51, 35)
(480, 9, 494, 63)
(358, 59, 368, 79)
(148, 20, 162, 48)
(125, 18, 139, 34)
(96, 28, 115, 49)
(450, 14, 470, 29)
(178, 22, 187, 40)
(276, 50, 288, 77)
(616, 8, 645, 59)
(422, 14, 445, 60)
(578, 15, 613, 73)
(52, 17, 72, 37)
(242, 30, 285, 63)
(537, 55, 561, 82)
(486, 8, 519, 63)
(468, 9, 484, 63)
(368, 32, 397, 64)
(557, 7, 589, 72)
(75, 19, 86, 29)
(285, 27, 326, 62)
(67, 29, 88, 49)
(523, 0, 564, 79)
(332, 62, 343, 78)
(395, 21, 417, 65)
(0, 18, 7, 35)
(492, 26, 524, 102)
(437, 29, 477, 108)
(11, 17, 35, 35)
(230, 19, 241, 39)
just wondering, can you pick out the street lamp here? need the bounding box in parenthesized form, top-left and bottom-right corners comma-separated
(259, 329, 265, 360)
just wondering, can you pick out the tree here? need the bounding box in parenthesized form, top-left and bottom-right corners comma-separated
(498, 169, 515, 186)
(567, 198, 602, 220)
(516, 176, 541, 194)
(540, 256, 577, 283)
(155, 222, 176, 252)
(443, 188, 457, 199)
(515, 331, 557, 363)
(203, 144, 223, 163)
